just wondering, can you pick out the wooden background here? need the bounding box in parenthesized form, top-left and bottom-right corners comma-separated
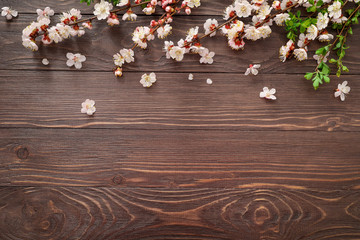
(1, 0, 360, 239)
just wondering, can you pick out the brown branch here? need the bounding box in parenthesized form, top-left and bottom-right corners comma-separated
(69, 0, 152, 25)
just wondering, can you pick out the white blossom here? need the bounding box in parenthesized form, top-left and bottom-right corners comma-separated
(132, 26, 153, 49)
(169, 46, 186, 61)
(157, 24, 172, 39)
(328, 1, 342, 19)
(113, 53, 124, 67)
(188, 73, 194, 80)
(22, 38, 38, 51)
(331, 15, 347, 24)
(1, 7, 18, 20)
(117, 0, 129, 7)
(274, 13, 290, 26)
(334, 81, 350, 101)
(244, 26, 261, 41)
(318, 32, 334, 42)
(185, 26, 199, 42)
(306, 24, 318, 40)
(317, 12, 329, 30)
(313, 51, 330, 64)
(184, 0, 201, 8)
(245, 64, 261, 75)
(93, 0, 113, 20)
(66, 52, 86, 69)
(140, 72, 157, 87)
(258, 25, 272, 39)
(36, 7, 54, 21)
(48, 26, 63, 43)
(294, 48, 308, 61)
(42, 58, 49, 65)
(256, 4, 272, 20)
(163, 41, 174, 59)
(143, 6, 155, 15)
(122, 9, 137, 21)
(81, 99, 96, 116)
(234, 0, 252, 18)
(107, 14, 120, 26)
(199, 48, 215, 64)
(204, 19, 218, 37)
(260, 87, 276, 100)
(120, 48, 135, 63)
(223, 5, 236, 20)
(279, 40, 294, 62)
(206, 78, 213, 85)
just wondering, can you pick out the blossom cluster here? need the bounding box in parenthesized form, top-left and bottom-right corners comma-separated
(280, 1, 350, 63)
(113, 0, 201, 77)
(22, 7, 87, 51)
(163, 26, 215, 65)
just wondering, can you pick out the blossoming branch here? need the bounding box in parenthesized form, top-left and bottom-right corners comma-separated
(166, 0, 359, 90)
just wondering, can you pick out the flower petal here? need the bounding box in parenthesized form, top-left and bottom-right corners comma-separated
(340, 93, 345, 101)
(244, 68, 251, 75)
(66, 52, 74, 59)
(269, 88, 276, 94)
(79, 55, 86, 62)
(269, 95, 277, 100)
(74, 61, 82, 69)
(66, 59, 74, 67)
(260, 92, 266, 98)
(251, 68, 258, 75)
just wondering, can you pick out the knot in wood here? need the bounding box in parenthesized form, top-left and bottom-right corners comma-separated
(112, 175, 124, 185)
(16, 146, 29, 160)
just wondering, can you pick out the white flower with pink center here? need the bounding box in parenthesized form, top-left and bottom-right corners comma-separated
(81, 99, 96, 116)
(260, 87, 276, 100)
(66, 53, 86, 69)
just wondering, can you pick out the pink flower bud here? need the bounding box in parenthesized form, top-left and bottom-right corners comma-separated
(166, 16, 173, 23)
(150, 20, 157, 27)
(185, 7, 191, 15)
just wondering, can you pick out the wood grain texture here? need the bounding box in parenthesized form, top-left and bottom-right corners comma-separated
(0, 70, 359, 131)
(1, 128, 360, 189)
(1, 187, 360, 240)
(1, 0, 360, 238)
(1, 15, 359, 74)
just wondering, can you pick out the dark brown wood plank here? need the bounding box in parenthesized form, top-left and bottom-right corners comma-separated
(3, 0, 228, 15)
(0, 71, 359, 131)
(1, 128, 360, 189)
(1, 15, 359, 74)
(0, 187, 360, 239)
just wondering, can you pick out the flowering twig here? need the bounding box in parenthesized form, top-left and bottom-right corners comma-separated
(69, 0, 152, 25)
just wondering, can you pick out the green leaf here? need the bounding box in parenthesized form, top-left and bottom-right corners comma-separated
(323, 76, 330, 83)
(336, 69, 341, 77)
(322, 63, 330, 75)
(315, 47, 325, 55)
(316, 0, 323, 6)
(300, 25, 307, 33)
(329, 58, 337, 64)
(307, 5, 317, 12)
(340, 50, 345, 58)
(304, 72, 314, 80)
(348, 27, 353, 35)
(313, 77, 320, 90)
(342, 65, 349, 72)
